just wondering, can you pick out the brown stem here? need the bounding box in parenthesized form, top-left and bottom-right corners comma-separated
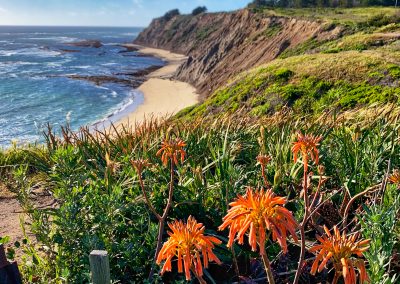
(261, 165, 270, 188)
(192, 268, 207, 284)
(148, 159, 176, 282)
(162, 160, 175, 219)
(303, 161, 309, 209)
(224, 179, 240, 281)
(138, 172, 161, 221)
(230, 243, 240, 281)
(293, 224, 306, 284)
(342, 184, 380, 230)
(260, 249, 275, 284)
(293, 160, 309, 284)
(332, 272, 340, 284)
(310, 173, 324, 209)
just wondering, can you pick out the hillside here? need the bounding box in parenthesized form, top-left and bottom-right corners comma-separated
(135, 7, 400, 117)
(1, 7, 400, 284)
(135, 9, 344, 96)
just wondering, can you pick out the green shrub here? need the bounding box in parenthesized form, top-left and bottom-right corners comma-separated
(274, 68, 294, 81)
(5, 111, 400, 283)
(360, 187, 400, 283)
(388, 64, 400, 79)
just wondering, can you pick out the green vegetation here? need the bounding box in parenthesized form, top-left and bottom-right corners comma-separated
(192, 6, 207, 16)
(1, 6, 400, 284)
(269, 7, 399, 21)
(177, 8, 400, 121)
(160, 9, 180, 22)
(1, 111, 400, 283)
(196, 26, 218, 41)
(263, 21, 283, 37)
(178, 48, 400, 119)
(361, 187, 400, 283)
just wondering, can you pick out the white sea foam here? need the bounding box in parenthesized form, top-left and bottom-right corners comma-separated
(75, 65, 91, 69)
(91, 89, 140, 128)
(101, 62, 118, 66)
(66, 111, 72, 123)
(0, 47, 62, 57)
(27, 36, 79, 43)
(0, 61, 38, 67)
(96, 85, 110, 91)
(111, 90, 139, 116)
(121, 33, 137, 37)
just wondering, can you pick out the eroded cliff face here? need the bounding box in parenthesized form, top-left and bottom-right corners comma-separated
(135, 9, 342, 97)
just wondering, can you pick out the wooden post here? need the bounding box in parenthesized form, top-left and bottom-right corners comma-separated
(89, 250, 111, 284)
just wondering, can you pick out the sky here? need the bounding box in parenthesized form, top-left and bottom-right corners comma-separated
(0, 0, 250, 27)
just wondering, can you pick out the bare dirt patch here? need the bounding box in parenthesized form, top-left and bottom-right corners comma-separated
(0, 198, 23, 245)
(0, 182, 54, 264)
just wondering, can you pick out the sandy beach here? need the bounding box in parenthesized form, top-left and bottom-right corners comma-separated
(114, 45, 198, 128)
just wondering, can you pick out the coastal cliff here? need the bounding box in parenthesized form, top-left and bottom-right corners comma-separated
(134, 9, 342, 96)
(135, 8, 400, 118)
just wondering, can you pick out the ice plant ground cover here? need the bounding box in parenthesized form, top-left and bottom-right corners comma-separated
(0, 108, 399, 283)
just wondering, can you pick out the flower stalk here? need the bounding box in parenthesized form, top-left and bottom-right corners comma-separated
(132, 138, 186, 282)
(292, 132, 322, 284)
(156, 216, 222, 282)
(219, 187, 298, 284)
(309, 226, 370, 284)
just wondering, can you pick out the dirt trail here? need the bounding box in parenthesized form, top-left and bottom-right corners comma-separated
(0, 197, 24, 245)
(0, 185, 54, 253)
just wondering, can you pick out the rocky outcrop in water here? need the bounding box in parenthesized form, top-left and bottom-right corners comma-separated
(135, 9, 343, 97)
(67, 40, 103, 48)
(65, 65, 163, 87)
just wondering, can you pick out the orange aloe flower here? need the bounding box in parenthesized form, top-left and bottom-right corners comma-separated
(130, 158, 152, 174)
(156, 216, 222, 281)
(388, 169, 400, 189)
(156, 138, 186, 166)
(292, 133, 322, 171)
(257, 154, 272, 186)
(257, 154, 272, 167)
(310, 225, 370, 284)
(219, 187, 298, 254)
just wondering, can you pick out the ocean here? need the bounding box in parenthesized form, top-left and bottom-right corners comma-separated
(0, 26, 164, 147)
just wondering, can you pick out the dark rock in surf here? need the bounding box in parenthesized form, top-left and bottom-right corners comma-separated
(66, 40, 103, 48)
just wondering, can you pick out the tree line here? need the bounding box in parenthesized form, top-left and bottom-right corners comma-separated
(160, 6, 207, 21)
(248, 0, 398, 8)
(160, 0, 397, 21)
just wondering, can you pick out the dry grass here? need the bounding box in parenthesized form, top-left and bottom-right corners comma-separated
(336, 32, 400, 49)
(0, 181, 15, 199)
(260, 49, 400, 83)
(264, 7, 400, 24)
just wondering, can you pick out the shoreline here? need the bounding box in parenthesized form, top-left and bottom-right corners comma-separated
(111, 44, 199, 129)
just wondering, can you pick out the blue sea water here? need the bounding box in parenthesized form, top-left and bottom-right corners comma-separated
(0, 26, 164, 147)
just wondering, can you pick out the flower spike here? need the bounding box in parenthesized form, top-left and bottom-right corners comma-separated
(292, 133, 322, 171)
(219, 187, 298, 253)
(388, 169, 400, 189)
(309, 225, 370, 284)
(156, 216, 221, 281)
(156, 138, 186, 166)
